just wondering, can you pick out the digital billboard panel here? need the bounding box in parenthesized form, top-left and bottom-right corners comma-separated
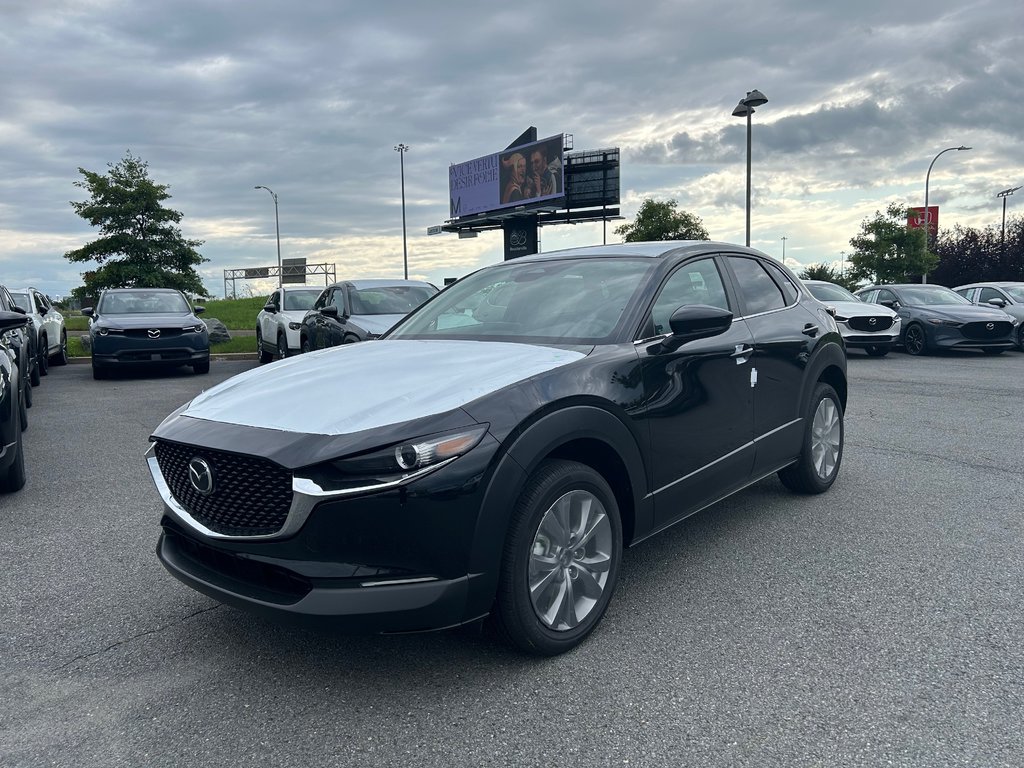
(449, 134, 564, 219)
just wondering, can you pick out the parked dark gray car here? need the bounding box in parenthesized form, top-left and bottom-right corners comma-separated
(1, 309, 29, 492)
(953, 282, 1024, 350)
(84, 288, 210, 379)
(299, 279, 437, 352)
(855, 283, 1017, 355)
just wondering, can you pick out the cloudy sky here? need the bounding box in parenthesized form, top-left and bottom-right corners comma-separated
(1, 0, 1021, 299)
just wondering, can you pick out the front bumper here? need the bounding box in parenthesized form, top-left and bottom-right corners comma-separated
(148, 434, 501, 632)
(92, 333, 209, 366)
(927, 326, 1014, 351)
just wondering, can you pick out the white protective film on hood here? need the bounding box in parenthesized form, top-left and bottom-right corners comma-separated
(183, 339, 585, 435)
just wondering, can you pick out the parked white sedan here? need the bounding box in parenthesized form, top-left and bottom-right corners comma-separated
(256, 286, 325, 362)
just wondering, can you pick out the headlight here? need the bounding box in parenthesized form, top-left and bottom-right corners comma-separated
(298, 425, 488, 495)
(183, 324, 206, 333)
(288, 322, 302, 331)
(832, 314, 849, 322)
(927, 318, 961, 327)
(96, 326, 124, 336)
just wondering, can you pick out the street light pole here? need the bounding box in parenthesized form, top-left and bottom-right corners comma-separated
(254, 185, 282, 288)
(394, 143, 409, 279)
(732, 89, 768, 248)
(781, 235, 787, 263)
(922, 146, 971, 283)
(997, 186, 1021, 252)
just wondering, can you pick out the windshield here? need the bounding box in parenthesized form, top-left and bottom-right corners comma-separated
(897, 286, 971, 306)
(283, 290, 322, 311)
(389, 257, 654, 344)
(806, 283, 859, 303)
(100, 291, 191, 314)
(8, 292, 30, 312)
(1003, 286, 1024, 302)
(349, 285, 437, 315)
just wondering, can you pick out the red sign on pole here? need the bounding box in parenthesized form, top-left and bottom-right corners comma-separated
(908, 206, 939, 237)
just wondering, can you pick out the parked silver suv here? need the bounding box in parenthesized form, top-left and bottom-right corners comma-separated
(8, 288, 68, 380)
(803, 280, 900, 356)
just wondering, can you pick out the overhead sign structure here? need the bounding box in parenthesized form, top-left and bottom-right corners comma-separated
(449, 134, 565, 218)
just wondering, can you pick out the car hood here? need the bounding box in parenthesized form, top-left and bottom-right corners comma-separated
(181, 339, 587, 436)
(827, 301, 897, 318)
(349, 314, 406, 335)
(906, 304, 1012, 322)
(94, 313, 201, 328)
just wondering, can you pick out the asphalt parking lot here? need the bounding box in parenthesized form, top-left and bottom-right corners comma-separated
(2, 351, 1023, 767)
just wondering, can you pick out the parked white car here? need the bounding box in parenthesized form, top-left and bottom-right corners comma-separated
(255, 286, 325, 362)
(8, 287, 68, 380)
(803, 279, 900, 356)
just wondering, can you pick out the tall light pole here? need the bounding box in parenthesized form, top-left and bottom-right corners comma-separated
(997, 185, 1021, 252)
(922, 145, 971, 283)
(780, 235, 788, 263)
(254, 185, 282, 288)
(732, 89, 768, 247)
(394, 143, 409, 279)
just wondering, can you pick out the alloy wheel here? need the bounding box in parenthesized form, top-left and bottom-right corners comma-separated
(528, 489, 613, 631)
(810, 397, 841, 480)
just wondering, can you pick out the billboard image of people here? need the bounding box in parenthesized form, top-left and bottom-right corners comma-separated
(450, 134, 564, 218)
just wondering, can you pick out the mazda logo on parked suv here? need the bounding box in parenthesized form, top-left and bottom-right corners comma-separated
(187, 457, 214, 495)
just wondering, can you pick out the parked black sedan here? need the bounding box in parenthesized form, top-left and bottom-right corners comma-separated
(855, 284, 1017, 355)
(299, 279, 437, 351)
(148, 242, 847, 655)
(1, 310, 29, 492)
(84, 288, 210, 379)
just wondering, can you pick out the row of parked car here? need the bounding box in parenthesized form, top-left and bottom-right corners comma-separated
(804, 279, 1023, 356)
(0, 284, 70, 493)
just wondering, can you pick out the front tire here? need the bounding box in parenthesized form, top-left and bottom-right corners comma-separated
(982, 348, 1004, 356)
(193, 358, 210, 374)
(301, 337, 312, 354)
(865, 345, 889, 357)
(778, 382, 844, 494)
(0, 402, 26, 492)
(903, 323, 928, 356)
(277, 332, 289, 360)
(493, 459, 622, 656)
(38, 336, 49, 377)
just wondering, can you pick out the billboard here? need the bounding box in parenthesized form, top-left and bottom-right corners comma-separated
(449, 134, 564, 218)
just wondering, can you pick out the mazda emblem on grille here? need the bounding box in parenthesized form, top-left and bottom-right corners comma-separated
(986, 322, 994, 330)
(188, 457, 215, 496)
(868, 317, 877, 326)
(148, 329, 161, 338)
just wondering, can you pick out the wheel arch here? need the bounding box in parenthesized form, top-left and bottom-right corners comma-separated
(462, 404, 649, 622)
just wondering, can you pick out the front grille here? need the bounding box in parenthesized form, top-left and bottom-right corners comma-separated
(961, 320, 1012, 340)
(848, 315, 894, 332)
(154, 440, 293, 536)
(125, 328, 184, 338)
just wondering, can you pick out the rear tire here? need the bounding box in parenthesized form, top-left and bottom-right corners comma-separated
(51, 330, 69, 366)
(301, 337, 312, 354)
(19, 381, 28, 430)
(492, 459, 622, 656)
(256, 328, 273, 364)
(778, 382, 844, 494)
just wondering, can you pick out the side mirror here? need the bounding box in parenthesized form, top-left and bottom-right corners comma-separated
(10, 305, 26, 315)
(879, 299, 896, 309)
(262, 302, 277, 314)
(987, 298, 1007, 308)
(82, 307, 94, 317)
(656, 304, 733, 353)
(0, 310, 29, 332)
(193, 306, 206, 315)
(321, 305, 340, 318)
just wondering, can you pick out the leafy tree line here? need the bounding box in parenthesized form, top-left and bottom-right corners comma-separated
(65, 151, 208, 301)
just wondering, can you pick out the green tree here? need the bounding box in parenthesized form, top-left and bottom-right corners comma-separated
(65, 151, 209, 299)
(798, 263, 859, 291)
(615, 198, 710, 242)
(846, 203, 935, 285)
